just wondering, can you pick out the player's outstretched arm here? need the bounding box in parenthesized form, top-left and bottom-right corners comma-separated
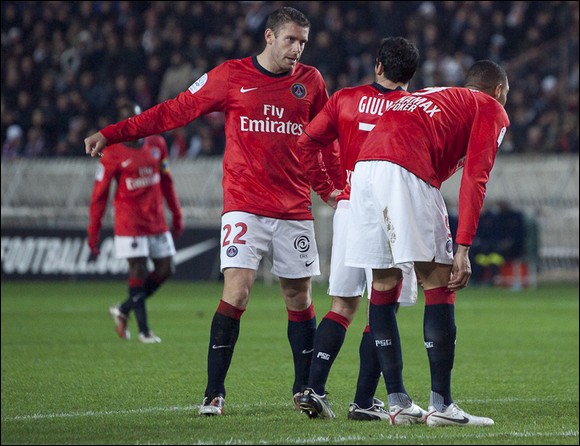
(85, 132, 107, 158)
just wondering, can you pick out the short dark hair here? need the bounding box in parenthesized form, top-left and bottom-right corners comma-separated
(465, 60, 508, 90)
(376, 37, 420, 84)
(265, 7, 310, 35)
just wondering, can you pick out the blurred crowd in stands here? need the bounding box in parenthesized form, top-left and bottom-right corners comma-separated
(2, 1, 578, 160)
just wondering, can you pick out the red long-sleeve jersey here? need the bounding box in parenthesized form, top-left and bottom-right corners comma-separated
(357, 87, 509, 246)
(100, 56, 338, 220)
(88, 135, 181, 236)
(298, 83, 410, 202)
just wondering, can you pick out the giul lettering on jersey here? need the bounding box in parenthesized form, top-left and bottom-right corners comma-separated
(239, 104, 304, 135)
(358, 96, 396, 116)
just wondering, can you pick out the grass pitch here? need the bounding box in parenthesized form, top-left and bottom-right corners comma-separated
(1, 280, 578, 445)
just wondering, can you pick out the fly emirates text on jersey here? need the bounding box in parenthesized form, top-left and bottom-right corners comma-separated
(239, 104, 304, 135)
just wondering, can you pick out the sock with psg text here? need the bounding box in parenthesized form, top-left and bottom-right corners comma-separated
(353, 326, 382, 409)
(205, 300, 245, 399)
(287, 304, 316, 395)
(423, 287, 456, 412)
(308, 311, 350, 395)
(369, 281, 410, 407)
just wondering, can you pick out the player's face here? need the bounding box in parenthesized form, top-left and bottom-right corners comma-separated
(267, 22, 309, 73)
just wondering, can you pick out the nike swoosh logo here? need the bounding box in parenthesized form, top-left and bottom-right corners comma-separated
(392, 409, 423, 418)
(121, 159, 132, 168)
(301, 349, 314, 354)
(305, 260, 315, 267)
(212, 345, 232, 350)
(430, 414, 469, 424)
(240, 86, 258, 93)
(174, 239, 220, 265)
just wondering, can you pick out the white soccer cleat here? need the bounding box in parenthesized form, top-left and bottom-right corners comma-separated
(348, 401, 389, 421)
(425, 403, 494, 427)
(138, 331, 161, 343)
(388, 402, 427, 425)
(108, 305, 130, 340)
(199, 395, 225, 416)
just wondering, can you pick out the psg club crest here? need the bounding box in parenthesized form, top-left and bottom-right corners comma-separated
(291, 83, 306, 99)
(226, 246, 238, 257)
(446, 239, 453, 253)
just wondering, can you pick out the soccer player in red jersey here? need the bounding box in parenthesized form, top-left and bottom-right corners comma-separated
(84, 7, 338, 415)
(296, 37, 424, 423)
(87, 99, 183, 344)
(346, 60, 510, 427)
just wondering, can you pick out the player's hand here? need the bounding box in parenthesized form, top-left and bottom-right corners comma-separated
(171, 215, 184, 240)
(85, 132, 107, 158)
(448, 244, 471, 290)
(87, 232, 100, 257)
(325, 189, 341, 210)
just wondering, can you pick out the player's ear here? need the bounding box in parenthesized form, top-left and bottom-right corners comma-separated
(375, 60, 384, 76)
(265, 28, 274, 45)
(493, 83, 503, 100)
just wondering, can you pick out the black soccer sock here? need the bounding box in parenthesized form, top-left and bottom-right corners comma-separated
(353, 326, 381, 409)
(142, 272, 165, 299)
(205, 300, 245, 399)
(369, 282, 408, 396)
(423, 287, 456, 409)
(119, 278, 151, 334)
(119, 278, 143, 314)
(308, 311, 349, 395)
(287, 304, 316, 395)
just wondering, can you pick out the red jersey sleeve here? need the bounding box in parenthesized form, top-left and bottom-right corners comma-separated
(101, 65, 230, 144)
(88, 156, 116, 237)
(298, 92, 341, 202)
(456, 99, 509, 245)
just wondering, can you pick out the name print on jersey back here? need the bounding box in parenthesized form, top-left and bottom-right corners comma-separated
(386, 89, 443, 117)
(358, 96, 397, 116)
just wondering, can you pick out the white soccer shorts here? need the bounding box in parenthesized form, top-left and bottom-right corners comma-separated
(114, 231, 176, 259)
(345, 161, 453, 272)
(330, 200, 417, 306)
(220, 211, 320, 279)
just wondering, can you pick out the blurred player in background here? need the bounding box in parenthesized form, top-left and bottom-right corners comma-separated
(297, 37, 423, 423)
(346, 60, 510, 427)
(87, 99, 183, 344)
(85, 7, 339, 416)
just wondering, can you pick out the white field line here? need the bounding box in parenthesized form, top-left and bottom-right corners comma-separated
(2, 402, 578, 446)
(2, 397, 577, 423)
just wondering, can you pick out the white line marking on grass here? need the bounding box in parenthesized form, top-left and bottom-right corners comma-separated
(2, 405, 199, 421)
(279, 431, 579, 445)
(2, 397, 577, 422)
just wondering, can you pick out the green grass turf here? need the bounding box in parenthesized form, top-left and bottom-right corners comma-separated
(1, 280, 578, 445)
